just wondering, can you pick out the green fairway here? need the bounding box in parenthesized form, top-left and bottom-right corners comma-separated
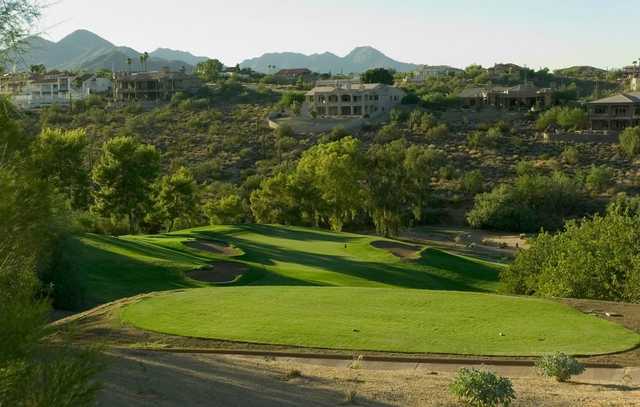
(121, 286, 640, 356)
(72, 224, 502, 306)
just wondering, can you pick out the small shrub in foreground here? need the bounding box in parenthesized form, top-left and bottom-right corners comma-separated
(535, 352, 585, 382)
(450, 368, 515, 407)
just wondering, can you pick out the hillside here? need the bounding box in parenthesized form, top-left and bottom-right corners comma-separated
(240, 46, 418, 73)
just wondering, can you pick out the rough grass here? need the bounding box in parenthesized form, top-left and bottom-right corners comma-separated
(70, 224, 502, 307)
(120, 286, 640, 356)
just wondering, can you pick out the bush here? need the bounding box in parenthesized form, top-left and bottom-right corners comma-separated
(467, 172, 586, 232)
(536, 107, 588, 131)
(501, 208, 640, 302)
(561, 146, 580, 165)
(584, 165, 614, 193)
(461, 170, 485, 195)
(450, 368, 515, 407)
(619, 126, 640, 158)
(467, 127, 501, 150)
(425, 123, 449, 141)
(535, 353, 585, 382)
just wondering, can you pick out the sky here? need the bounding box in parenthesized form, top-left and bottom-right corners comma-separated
(37, 0, 639, 70)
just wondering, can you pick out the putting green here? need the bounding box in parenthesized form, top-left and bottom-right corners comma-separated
(121, 286, 640, 356)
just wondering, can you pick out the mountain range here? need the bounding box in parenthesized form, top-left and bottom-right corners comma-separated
(10, 29, 419, 74)
(239, 47, 418, 74)
(9, 30, 204, 73)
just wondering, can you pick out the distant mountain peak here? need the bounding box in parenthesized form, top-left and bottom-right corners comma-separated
(241, 46, 417, 74)
(58, 29, 114, 49)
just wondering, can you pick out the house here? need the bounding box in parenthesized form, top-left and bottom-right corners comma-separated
(112, 67, 203, 102)
(587, 92, 640, 131)
(404, 65, 463, 84)
(81, 76, 112, 95)
(275, 68, 312, 78)
(0, 72, 84, 109)
(305, 80, 405, 117)
(459, 84, 554, 110)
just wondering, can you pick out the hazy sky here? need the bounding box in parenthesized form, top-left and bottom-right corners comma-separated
(38, 0, 638, 70)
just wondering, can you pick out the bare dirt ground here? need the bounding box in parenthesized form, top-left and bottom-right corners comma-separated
(187, 262, 247, 283)
(402, 226, 529, 262)
(370, 241, 422, 259)
(97, 350, 640, 407)
(183, 240, 238, 256)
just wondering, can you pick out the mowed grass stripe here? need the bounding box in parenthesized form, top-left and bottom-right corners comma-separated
(120, 287, 640, 356)
(72, 225, 502, 306)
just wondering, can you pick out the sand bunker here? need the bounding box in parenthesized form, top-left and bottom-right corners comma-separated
(371, 241, 422, 258)
(184, 240, 238, 256)
(188, 262, 247, 283)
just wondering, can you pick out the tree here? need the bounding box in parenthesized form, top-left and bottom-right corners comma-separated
(29, 63, 45, 74)
(250, 171, 299, 225)
(502, 207, 640, 303)
(196, 58, 224, 82)
(30, 128, 89, 209)
(126, 57, 132, 72)
(294, 136, 365, 231)
(361, 68, 394, 85)
(204, 194, 245, 225)
(619, 126, 640, 158)
(0, 0, 40, 66)
(91, 136, 160, 234)
(153, 167, 200, 232)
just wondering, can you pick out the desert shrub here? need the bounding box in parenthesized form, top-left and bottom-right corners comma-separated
(467, 172, 586, 232)
(535, 353, 585, 382)
(408, 110, 435, 133)
(390, 108, 409, 123)
(461, 170, 485, 195)
(425, 123, 449, 141)
(584, 165, 614, 193)
(467, 127, 501, 150)
(536, 107, 588, 131)
(374, 123, 403, 143)
(619, 126, 640, 158)
(450, 368, 515, 407)
(514, 160, 540, 177)
(561, 146, 580, 165)
(501, 208, 640, 302)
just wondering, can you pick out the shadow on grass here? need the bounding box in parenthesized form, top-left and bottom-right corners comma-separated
(192, 228, 497, 292)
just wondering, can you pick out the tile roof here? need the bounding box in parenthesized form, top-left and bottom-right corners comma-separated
(588, 92, 640, 104)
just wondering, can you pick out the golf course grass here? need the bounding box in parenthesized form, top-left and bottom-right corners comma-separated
(72, 224, 502, 306)
(120, 286, 640, 356)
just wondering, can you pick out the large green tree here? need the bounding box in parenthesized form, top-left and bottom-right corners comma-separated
(361, 68, 395, 85)
(153, 166, 200, 232)
(502, 206, 640, 303)
(91, 136, 160, 233)
(294, 136, 365, 232)
(196, 59, 224, 82)
(30, 128, 89, 209)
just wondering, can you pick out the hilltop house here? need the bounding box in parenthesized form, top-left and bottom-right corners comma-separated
(404, 65, 463, 84)
(459, 84, 554, 110)
(275, 68, 312, 79)
(305, 80, 405, 117)
(587, 92, 640, 131)
(0, 72, 87, 109)
(112, 67, 203, 102)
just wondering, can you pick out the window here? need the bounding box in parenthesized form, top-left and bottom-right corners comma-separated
(635, 106, 640, 116)
(594, 106, 607, 114)
(329, 95, 338, 103)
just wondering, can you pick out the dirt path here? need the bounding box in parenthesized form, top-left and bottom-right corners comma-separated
(97, 349, 640, 406)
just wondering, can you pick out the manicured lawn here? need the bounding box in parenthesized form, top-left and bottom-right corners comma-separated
(72, 224, 502, 306)
(121, 286, 640, 356)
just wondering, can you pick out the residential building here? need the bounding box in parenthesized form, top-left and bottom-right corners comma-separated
(112, 67, 203, 102)
(404, 65, 463, 84)
(82, 76, 112, 95)
(275, 68, 312, 79)
(587, 92, 640, 131)
(0, 72, 84, 109)
(305, 80, 405, 117)
(459, 84, 554, 110)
